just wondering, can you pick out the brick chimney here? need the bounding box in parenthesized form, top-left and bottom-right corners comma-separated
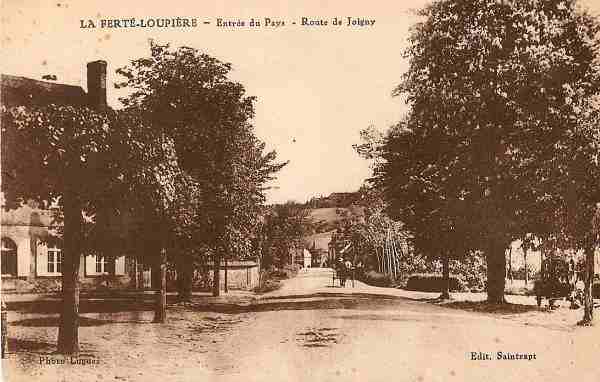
(87, 60, 107, 110)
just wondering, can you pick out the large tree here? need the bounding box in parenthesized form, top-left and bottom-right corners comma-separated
(386, 0, 600, 303)
(545, 109, 600, 325)
(116, 42, 286, 296)
(1, 105, 179, 353)
(358, 125, 473, 298)
(118, 111, 201, 318)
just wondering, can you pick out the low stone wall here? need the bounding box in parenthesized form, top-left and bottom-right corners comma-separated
(1, 275, 133, 293)
(1, 277, 61, 293)
(166, 261, 260, 292)
(3, 260, 260, 293)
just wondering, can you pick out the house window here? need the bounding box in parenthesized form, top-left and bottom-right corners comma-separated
(47, 247, 62, 274)
(1, 238, 17, 277)
(96, 256, 107, 274)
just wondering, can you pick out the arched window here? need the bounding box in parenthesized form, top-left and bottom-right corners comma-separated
(1, 238, 17, 277)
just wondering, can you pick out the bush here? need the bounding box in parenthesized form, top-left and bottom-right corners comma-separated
(504, 284, 534, 296)
(267, 264, 300, 280)
(361, 270, 393, 287)
(509, 266, 537, 281)
(270, 269, 288, 279)
(449, 254, 486, 292)
(405, 273, 466, 292)
(252, 279, 282, 294)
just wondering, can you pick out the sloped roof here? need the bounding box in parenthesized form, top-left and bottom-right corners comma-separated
(1, 74, 90, 229)
(1, 74, 87, 107)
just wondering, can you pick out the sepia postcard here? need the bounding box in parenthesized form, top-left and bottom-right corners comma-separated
(1, 0, 600, 381)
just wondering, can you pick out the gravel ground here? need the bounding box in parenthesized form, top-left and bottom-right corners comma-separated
(2, 268, 599, 382)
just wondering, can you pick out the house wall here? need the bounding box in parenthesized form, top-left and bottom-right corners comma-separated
(1, 62, 143, 294)
(182, 261, 259, 291)
(1, 253, 135, 293)
(1, 225, 33, 278)
(1, 205, 139, 293)
(212, 264, 259, 290)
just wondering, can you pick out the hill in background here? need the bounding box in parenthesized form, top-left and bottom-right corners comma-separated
(301, 192, 365, 259)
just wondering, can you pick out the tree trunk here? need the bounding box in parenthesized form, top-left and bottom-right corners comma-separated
(57, 198, 82, 354)
(212, 251, 221, 297)
(153, 248, 167, 323)
(508, 247, 513, 284)
(134, 258, 139, 290)
(486, 241, 507, 304)
(540, 247, 544, 276)
(524, 249, 529, 287)
(440, 254, 451, 300)
(224, 257, 228, 293)
(579, 245, 595, 326)
(138, 260, 146, 290)
(257, 240, 263, 285)
(106, 251, 116, 289)
(176, 260, 193, 302)
(108, 254, 116, 276)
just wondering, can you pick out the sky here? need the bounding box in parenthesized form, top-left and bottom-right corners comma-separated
(2, 0, 600, 204)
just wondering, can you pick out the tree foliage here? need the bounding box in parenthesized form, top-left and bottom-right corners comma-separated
(1, 104, 182, 351)
(116, 42, 286, 295)
(260, 202, 312, 269)
(365, 0, 600, 304)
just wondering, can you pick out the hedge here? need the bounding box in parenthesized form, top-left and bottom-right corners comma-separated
(405, 273, 466, 292)
(361, 270, 392, 287)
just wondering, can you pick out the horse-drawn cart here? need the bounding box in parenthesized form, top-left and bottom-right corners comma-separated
(332, 260, 355, 288)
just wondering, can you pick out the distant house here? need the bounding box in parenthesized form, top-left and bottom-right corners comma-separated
(302, 249, 312, 268)
(1, 61, 148, 293)
(307, 192, 360, 209)
(195, 260, 259, 290)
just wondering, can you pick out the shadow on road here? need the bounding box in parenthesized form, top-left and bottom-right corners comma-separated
(7, 338, 55, 354)
(335, 313, 431, 322)
(261, 292, 404, 301)
(10, 315, 149, 328)
(6, 295, 165, 314)
(439, 301, 541, 315)
(189, 293, 415, 314)
(6, 337, 99, 360)
(6, 291, 548, 317)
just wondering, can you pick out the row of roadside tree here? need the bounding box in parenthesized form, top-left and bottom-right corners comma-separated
(1, 41, 288, 354)
(354, 0, 600, 325)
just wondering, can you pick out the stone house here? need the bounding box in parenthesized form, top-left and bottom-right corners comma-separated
(1, 61, 149, 293)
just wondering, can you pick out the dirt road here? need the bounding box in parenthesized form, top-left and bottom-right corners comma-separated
(3, 268, 599, 382)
